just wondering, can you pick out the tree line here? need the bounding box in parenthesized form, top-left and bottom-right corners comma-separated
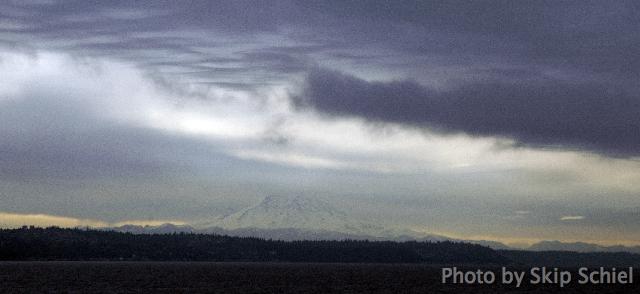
(0, 227, 505, 263)
(2, 227, 639, 266)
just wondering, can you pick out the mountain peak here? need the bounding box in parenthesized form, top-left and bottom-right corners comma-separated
(256, 195, 341, 214)
(214, 195, 379, 235)
(196, 196, 511, 246)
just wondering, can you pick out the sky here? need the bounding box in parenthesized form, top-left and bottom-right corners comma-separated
(1, 0, 639, 246)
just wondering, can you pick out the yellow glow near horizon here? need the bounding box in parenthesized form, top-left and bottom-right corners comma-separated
(0, 212, 185, 229)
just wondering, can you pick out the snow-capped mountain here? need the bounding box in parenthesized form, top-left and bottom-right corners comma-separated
(202, 196, 448, 241)
(106, 196, 512, 249)
(101, 200, 640, 253)
(203, 195, 390, 237)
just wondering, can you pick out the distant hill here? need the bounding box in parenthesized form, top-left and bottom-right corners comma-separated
(113, 223, 195, 234)
(527, 240, 640, 254)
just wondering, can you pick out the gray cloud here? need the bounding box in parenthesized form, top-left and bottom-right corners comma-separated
(2, 1, 640, 244)
(4, 1, 640, 85)
(296, 68, 640, 156)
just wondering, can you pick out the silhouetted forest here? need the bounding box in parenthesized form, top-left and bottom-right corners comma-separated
(0, 227, 504, 263)
(1, 227, 639, 266)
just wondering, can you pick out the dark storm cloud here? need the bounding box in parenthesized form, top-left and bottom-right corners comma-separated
(297, 68, 640, 156)
(298, 1, 640, 76)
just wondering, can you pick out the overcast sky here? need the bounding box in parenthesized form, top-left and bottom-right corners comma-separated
(1, 0, 639, 246)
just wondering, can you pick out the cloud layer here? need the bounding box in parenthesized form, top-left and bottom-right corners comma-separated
(297, 68, 640, 156)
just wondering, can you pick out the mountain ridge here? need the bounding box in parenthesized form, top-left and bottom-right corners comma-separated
(527, 240, 640, 254)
